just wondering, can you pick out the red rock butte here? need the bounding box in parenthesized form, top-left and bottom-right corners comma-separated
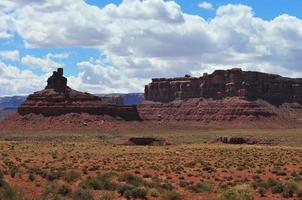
(144, 68, 302, 105)
(17, 68, 140, 121)
(138, 68, 302, 125)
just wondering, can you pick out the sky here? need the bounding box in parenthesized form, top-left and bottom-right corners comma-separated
(0, 0, 302, 96)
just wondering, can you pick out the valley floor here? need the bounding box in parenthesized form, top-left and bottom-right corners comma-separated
(0, 127, 302, 199)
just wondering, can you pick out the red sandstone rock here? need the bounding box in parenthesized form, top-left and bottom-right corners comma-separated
(145, 68, 302, 105)
(138, 97, 280, 122)
(18, 68, 140, 121)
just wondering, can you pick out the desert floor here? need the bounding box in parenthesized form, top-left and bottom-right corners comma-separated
(0, 126, 302, 200)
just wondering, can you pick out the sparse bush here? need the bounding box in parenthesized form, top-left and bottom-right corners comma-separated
(99, 191, 117, 200)
(73, 189, 94, 200)
(81, 173, 117, 191)
(188, 181, 214, 193)
(221, 185, 253, 200)
(149, 188, 160, 197)
(257, 187, 266, 197)
(40, 183, 71, 199)
(65, 170, 81, 182)
(162, 190, 183, 200)
(281, 180, 298, 198)
(118, 173, 146, 187)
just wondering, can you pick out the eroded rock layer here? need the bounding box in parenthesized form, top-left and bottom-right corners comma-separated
(145, 68, 302, 105)
(138, 97, 280, 123)
(18, 68, 140, 121)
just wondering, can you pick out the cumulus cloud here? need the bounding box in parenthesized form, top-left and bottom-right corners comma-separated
(69, 59, 147, 93)
(0, 50, 20, 61)
(1, 0, 302, 95)
(198, 2, 213, 10)
(21, 54, 64, 73)
(0, 60, 46, 96)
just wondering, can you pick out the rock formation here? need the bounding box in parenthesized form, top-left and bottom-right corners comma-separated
(139, 68, 302, 125)
(18, 68, 140, 121)
(145, 68, 302, 105)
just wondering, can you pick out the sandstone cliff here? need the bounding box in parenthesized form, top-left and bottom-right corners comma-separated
(144, 68, 302, 105)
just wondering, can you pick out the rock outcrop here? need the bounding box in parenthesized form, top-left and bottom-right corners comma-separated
(215, 136, 279, 145)
(18, 68, 140, 121)
(145, 68, 302, 105)
(139, 68, 302, 125)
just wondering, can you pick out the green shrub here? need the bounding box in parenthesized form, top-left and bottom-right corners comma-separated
(257, 187, 266, 197)
(221, 185, 253, 200)
(129, 187, 147, 199)
(81, 173, 117, 191)
(99, 191, 117, 200)
(65, 170, 81, 182)
(188, 181, 214, 193)
(0, 185, 26, 200)
(162, 190, 183, 200)
(118, 173, 146, 187)
(281, 180, 298, 198)
(73, 189, 94, 200)
(28, 173, 35, 181)
(41, 183, 71, 199)
(149, 188, 160, 197)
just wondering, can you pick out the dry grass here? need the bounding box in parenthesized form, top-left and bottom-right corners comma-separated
(0, 127, 302, 199)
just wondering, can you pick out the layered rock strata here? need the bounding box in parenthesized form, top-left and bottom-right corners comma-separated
(145, 68, 302, 105)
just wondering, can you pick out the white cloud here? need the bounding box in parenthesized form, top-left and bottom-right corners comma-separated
(0, 60, 46, 96)
(198, 2, 213, 10)
(1, 0, 302, 95)
(0, 50, 20, 61)
(21, 54, 63, 73)
(70, 59, 146, 93)
(46, 52, 70, 59)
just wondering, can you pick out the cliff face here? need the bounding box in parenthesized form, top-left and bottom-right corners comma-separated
(145, 68, 302, 105)
(18, 68, 140, 121)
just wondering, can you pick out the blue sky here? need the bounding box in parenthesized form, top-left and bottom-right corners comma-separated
(0, 0, 302, 96)
(89, 0, 302, 20)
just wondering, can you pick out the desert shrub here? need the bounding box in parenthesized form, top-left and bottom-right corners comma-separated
(188, 181, 214, 193)
(296, 185, 302, 198)
(47, 170, 64, 181)
(28, 173, 35, 181)
(179, 180, 189, 188)
(160, 182, 174, 191)
(257, 187, 266, 197)
(149, 188, 160, 197)
(118, 173, 146, 187)
(0, 185, 26, 200)
(81, 173, 117, 191)
(99, 191, 117, 200)
(281, 180, 298, 198)
(129, 187, 147, 199)
(266, 178, 279, 188)
(64, 170, 81, 182)
(73, 189, 94, 200)
(221, 185, 253, 200)
(0, 175, 26, 200)
(162, 190, 183, 200)
(117, 184, 134, 196)
(40, 183, 71, 199)
(271, 183, 284, 194)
